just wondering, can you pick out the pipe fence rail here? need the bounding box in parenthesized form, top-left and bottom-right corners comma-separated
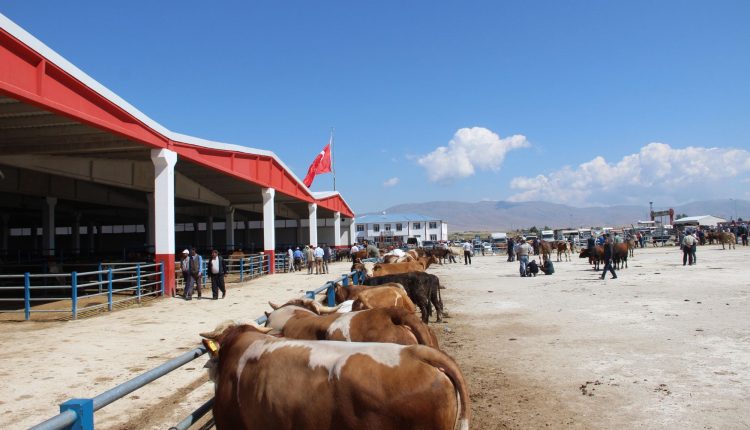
(29, 269, 364, 430)
(0, 262, 164, 321)
(173, 254, 271, 292)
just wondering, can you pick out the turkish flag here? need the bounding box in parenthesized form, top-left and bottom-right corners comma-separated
(303, 143, 332, 187)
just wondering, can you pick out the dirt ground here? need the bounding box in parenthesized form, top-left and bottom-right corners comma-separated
(2, 245, 750, 429)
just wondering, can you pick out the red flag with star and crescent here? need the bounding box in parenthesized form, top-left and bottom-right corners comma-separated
(303, 142, 332, 187)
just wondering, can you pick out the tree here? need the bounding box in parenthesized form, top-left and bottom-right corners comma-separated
(529, 226, 539, 233)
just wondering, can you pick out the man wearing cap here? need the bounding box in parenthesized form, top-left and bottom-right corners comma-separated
(180, 249, 196, 300)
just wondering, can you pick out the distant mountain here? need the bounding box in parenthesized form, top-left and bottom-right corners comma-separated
(372, 199, 750, 232)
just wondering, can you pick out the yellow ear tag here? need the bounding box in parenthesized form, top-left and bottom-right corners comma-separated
(203, 339, 220, 357)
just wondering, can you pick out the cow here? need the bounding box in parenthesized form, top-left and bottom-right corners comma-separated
(626, 238, 636, 258)
(372, 256, 438, 277)
(554, 241, 570, 262)
(265, 299, 438, 348)
(448, 246, 464, 263)
(351, 261, 376, 277)
(364, 272, 444, 323)
(425, 248, 453, 264)
(579, 246, 604, 270)
(613, 243, 629, 269)
(201, 323, 470, 430)
(716, 232, 736, 250)
(351, 285, 417, 313)
(335, 248, 351, 262)
(327, 282, 404, 304)
(538, 241, 553, 263)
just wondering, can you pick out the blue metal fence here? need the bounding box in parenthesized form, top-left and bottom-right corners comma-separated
(0, 262, 164, 321)
(29, 270, 364, 430)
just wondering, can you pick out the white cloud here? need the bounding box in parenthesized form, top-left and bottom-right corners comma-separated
(382, 177, 400, 187)
(508, 142, 750, 204)
(418, 127, 530, 183)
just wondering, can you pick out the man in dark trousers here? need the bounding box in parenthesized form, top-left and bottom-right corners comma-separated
(586, 236, 596, 265)
(600, 235, 617, 280)
(507, 237, 515, 262)
(208, 249, 228, 299)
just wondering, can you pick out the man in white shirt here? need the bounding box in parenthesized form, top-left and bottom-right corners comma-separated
(287, 248, 295, 272)
(462, 241, 473, 265)
(313, 245, 325, 275)
(208, 249, 226, 299)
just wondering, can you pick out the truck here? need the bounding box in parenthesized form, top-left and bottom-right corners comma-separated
(491, 232, 508, 250)
(541, 230, 554, 242)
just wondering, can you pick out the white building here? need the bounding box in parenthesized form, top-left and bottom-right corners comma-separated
(354, 213, 448, 245)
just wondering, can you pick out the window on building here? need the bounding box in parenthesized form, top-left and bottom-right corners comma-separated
(356, 225, 364, 232)
(373, 224, 380, 232)
(396, 223, 403, 231)
(385, 224, 391, 231)
(414, 223, 421, 229)
(430, 234, 437, 241)
(429, 222, 437, 229)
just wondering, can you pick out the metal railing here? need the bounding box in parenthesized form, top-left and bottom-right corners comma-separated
(0, 262, 164, 321)
(29, 269, 364, 430)
(173, 254, 271, 292)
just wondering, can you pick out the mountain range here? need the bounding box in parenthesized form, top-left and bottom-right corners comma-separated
(374, 199, 750, 232)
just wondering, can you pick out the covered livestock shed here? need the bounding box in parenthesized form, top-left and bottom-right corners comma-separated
(673, 215, 726, 227)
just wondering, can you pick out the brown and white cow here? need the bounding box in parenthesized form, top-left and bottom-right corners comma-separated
(554, 241, 571, 262)
(372, 256, 438, 277)
(351, 285, 417, 313)
(202, 323, 470, 430)
(266, 299, 438, 348)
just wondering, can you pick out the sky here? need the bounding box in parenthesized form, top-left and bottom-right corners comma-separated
(2, 1, 749, 213)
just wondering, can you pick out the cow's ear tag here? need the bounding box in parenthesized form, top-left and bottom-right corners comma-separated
(203, 339, 220, 357)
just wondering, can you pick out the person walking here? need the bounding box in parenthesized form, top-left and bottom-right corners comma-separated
(682, 231, 696, 266)
(507, 237, 515, 262)
(208, 249, 227, 299)
(600, 236, 617, 279)
(313, 244, 325, 274)
(287, 248, 295, 272)
(322, 244, 331, 274)
(462, 241, 472, 265)
(293, 247, 303, 272)
(515, 239, 532, 277)
(180, 249, 195, 300)
(304, 245, 314, 274)
(189, 247, 203, 298)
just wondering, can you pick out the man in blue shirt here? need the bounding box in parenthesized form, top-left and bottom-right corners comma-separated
(293, 247, 303, 272)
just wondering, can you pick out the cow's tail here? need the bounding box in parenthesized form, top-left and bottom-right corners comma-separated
(412, 347, 471, 430)
(397, 310, 440, 348)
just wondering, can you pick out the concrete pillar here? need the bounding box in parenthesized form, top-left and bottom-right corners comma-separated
(87, 221, 95, 254)
(1, 214, 9, 255)
(225, 206, 235, 252)
(262, 188, 276, 273)
(308, 203, 318, 247)
(146, 193, 155, 250)
(244, 218, 251, 250)
(349, 218, 357, 245)
(72, 212, 81, 256)
(333, 212, 342, 248)
(151, 148, 177, 296)
(42, 197, 57, 256)
(206, 216, 214, 248)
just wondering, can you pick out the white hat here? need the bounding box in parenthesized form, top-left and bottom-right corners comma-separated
(182, 249, 189, 254)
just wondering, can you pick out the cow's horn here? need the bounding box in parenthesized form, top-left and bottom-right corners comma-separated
(200, 320, 237, 340)
(317, 304, 342, 314)
(268, 301, 280, 310)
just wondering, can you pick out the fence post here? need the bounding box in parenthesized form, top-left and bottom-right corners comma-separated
(71, 271, 78, 320)
(305, 290, 315, 299)
(60, 398, 94, 430)
(239, 258, 244, 282)
(24, 272, 31, 321)
(342, 274, 350, 287)
(352, 271, 359, 285)
(107, 268, 113, 312)
(136, 263, 142, 304)
(160, 261, 165, 296)
(97, 263, 103, 294)
(250, 257, 255, 278)
(202, 258, 207, 287)
(326, 282, 335, 307)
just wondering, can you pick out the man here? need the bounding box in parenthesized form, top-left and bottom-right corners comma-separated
(350, 243, 360, 255)
(313, 244, 325, 275)
(180, 249, 195, 300)
(526, 259, 539, 277)
(292, 247, 303, 272)
(366, 241, 379, 259)
(614, 233, 623, 244)
(541, 258, 555, 275)
(208, 249, 227, 299)
(600, 235, 617, 280)
(586, 235, 596, 265)
(189, 247, 203, 298)
(507, 237, 515, 262)
(287, 248, 295, 272)
(304, 245, 315, 274)
(462, 241, 472, 265)
(515, 239, 532, 277)
(682, 231, 696, 266)
(322, 244, 331, 274)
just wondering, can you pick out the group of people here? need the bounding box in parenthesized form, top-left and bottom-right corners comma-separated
(180, 247, 228, 301)
(508, 237, 554, 277)
(288, 244, 332, 274)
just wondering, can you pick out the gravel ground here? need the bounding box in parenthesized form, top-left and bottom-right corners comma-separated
(2, 245, 749, 429)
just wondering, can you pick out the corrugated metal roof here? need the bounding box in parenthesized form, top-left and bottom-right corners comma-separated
(356, 213, 443, 223)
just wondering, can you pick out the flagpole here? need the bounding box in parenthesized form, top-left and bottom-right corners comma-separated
(330, 127, 336, 191)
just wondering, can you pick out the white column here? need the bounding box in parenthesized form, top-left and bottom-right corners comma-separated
(151, 148, 177, 296)
(225, 206, 235, 251)
(72, 212, 81, 256)
(262, 188, 276, 252)
(42, 197, 57, 256)
(333, 212, 342, 247)
(308, 203, 318, 247)
(349, 218, 357, 245)
(206, 216, 214, 248)
(146, 193, 155, 249)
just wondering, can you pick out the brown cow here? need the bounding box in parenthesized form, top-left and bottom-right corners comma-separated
(539, 241, 553, 263)
(351, 285, 417, 313)
(327, 282, 403, 304)
(202, 323, 470, 430)
(716, 232, 736, 250)
(265, 299, 438, 348)
(553, 241, 570, 262)
(613, 243, 629, 269)
(579, 246, 604, 270)
(372, 256, 438, 277)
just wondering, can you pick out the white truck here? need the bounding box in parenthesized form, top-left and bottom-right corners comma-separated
(491, 232, 508, 249)
(541, 230, 555, 242)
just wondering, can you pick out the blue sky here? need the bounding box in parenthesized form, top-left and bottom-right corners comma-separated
(3, 1, 749, 212)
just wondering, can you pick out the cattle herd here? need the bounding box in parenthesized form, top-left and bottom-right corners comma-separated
(199, 247, 467, 430)
(195, 233, 746, 429)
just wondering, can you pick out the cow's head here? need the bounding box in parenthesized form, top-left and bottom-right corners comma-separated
(578, 249, 590, 258)
(200, 322, 273, 383)
(268, 299, 341, 315)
